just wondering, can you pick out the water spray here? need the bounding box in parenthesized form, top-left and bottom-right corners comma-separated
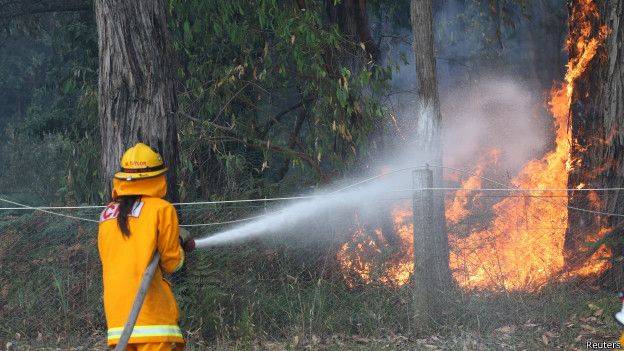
(195, 186, 381, 248)
(193, 166, 426, 248)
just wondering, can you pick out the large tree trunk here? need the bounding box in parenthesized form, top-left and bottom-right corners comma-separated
(410, 0, 453, 321)
(566, 0, 623, 288)
(95, 0, 179, 200)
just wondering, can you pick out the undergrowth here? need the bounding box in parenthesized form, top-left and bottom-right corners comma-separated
(0, 214, 621, 349)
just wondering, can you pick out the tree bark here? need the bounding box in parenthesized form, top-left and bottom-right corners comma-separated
(566, 0, 624, 287)
(410, 0, 452, 321)
(95, 0, 179, 200)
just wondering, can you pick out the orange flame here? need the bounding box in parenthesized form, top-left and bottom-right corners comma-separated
(337, 207, 414, 287)
(446, 149, 500, 226)
(450, 0, 610, 290)
(337, 0, 610, 290)
(447, 78, 573, 290)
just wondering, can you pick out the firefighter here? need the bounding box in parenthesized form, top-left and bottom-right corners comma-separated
(98, 143, 195, 351)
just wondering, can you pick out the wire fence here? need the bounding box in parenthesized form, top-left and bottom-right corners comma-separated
(0, 167, 617, 348)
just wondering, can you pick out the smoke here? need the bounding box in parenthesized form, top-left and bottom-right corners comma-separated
(385, 63, 551, 174)
(195, 1, 563, 247)
(441, 77, 549, 172)
(382, 0, 558, 174)
(196, 74, 550, 247)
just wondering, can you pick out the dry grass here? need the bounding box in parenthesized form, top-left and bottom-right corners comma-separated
(1, 214, 622, 350)
(3, 289, 621, 351)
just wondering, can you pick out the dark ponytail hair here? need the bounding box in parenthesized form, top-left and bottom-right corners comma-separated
(117, 195, 140, 237)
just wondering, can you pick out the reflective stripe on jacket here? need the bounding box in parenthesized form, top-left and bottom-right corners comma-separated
(98, 175, 185, 346)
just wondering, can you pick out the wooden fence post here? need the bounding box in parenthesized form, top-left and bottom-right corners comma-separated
(412, 167, 446, 322)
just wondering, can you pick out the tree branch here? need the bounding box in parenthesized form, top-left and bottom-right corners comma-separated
(234, 137, 327, 182)
(354, 0, 380, 62)
(260, 98, 312, 138)
(0, 0, 91, 20)
(275, 106, 308, 181)
(183, 113, 235, 132)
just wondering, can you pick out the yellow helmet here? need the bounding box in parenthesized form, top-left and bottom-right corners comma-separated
(114, 143, 168, 180)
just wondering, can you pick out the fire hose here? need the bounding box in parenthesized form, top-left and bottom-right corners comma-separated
(114, 252, 161, 351)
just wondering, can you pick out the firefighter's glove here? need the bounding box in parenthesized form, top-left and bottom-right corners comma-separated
(179, 227, 196, 253)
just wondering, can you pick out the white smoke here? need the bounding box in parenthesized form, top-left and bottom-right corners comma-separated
(442, 77, 549, 172)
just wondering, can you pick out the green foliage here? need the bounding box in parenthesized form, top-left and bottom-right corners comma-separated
(0, 1, 392, 203)
(170, 0, 391, 200)
(0, 13, 100, 203)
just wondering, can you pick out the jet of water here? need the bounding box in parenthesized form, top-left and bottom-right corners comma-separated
(194, 169, 415, 248)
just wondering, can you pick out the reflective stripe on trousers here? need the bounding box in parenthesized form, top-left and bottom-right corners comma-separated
(107, 325, 183, 342)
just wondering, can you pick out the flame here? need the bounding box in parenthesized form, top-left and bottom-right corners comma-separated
(564, 226, 611, 278)
(446, 149, 500, 226)
(447, 78, 574, 290)
(449, 0, 610, 290)
(337, 207, 414, 287)
(337, 0, 610, 290)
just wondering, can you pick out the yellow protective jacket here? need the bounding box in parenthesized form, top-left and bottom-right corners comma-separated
(98, 175, 185, 346)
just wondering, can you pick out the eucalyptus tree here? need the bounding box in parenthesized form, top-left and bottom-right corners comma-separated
(409, 0, 452, 322)
(95, 0, 179, 199)
(565, 0, 624, 288)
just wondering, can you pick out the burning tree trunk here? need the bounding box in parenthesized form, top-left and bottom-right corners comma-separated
(95, 0, 179, 200)
(566, 0, 623, 287)
(410, 0, 452, 319)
